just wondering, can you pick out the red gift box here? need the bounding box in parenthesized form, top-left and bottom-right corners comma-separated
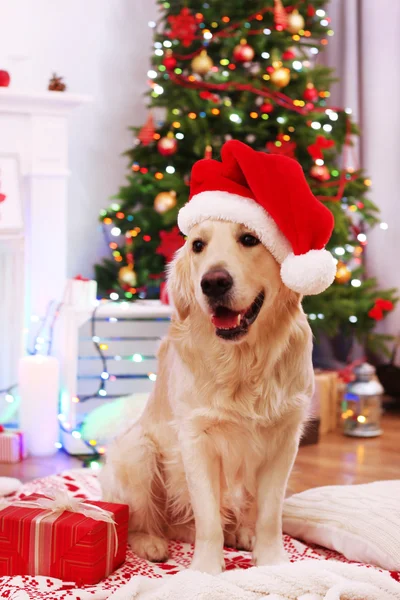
(0, 492, 129, 585)
(0, 426, 27, 463)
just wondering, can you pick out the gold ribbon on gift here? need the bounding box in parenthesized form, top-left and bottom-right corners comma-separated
(0, 490, 118, 576)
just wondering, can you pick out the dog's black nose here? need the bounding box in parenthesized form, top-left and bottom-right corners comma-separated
(201, 269, 233, 298)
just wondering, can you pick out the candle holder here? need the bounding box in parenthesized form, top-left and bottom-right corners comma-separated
(341, 363, 384, 437)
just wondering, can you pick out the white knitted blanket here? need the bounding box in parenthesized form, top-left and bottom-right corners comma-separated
(108, 559, 400, 600)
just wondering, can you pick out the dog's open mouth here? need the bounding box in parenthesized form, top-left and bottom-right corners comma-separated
(211, 291, 265, 341)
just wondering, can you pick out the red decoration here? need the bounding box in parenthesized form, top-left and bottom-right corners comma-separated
(282, 49, 296, 60)
(307, 5, 316, 17)
(160, 281, 170, 305)
(157, 227, 185, 263)
(167, 8, 198, 47)
(199, 90, 220, 103)
(233, 41, 255, 63)
(0, 494, 129, 584)
(307, 135, 335, 161)
(310, 164, 331, 181)
(274, 0, 288, 30)
(0, 193, 6, 203)
(157, 136, 178, 156)
(266, 134, 296, 158)
(0, 70, 10, 87)
(260, 102, 274, 114)
(303, 84, 319, 102)
(368, 298, 394, 321)
(74, 274, 90, 282)
(138, 113, 155, 146)
(163, 52, 177, 71)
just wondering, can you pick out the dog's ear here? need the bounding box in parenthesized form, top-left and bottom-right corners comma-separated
(167, 245, 193, 321)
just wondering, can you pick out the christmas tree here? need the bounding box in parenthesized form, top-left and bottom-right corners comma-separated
(95, 0, 397, 356)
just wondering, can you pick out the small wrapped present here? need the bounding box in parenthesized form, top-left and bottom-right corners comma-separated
(64, 275, 97, 311)
(0, 491, 129, 584)
(0, 425, 27, 463)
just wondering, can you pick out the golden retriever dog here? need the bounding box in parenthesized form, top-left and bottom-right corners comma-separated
(100, 219, 314, 574)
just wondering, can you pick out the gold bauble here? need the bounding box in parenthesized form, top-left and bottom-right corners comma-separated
(270, 67, 291, 88)
(154, 190, 177, 214)
(335, 261, 351, 284)
(118, 265, 137, 287)
(287, 9, 305, 34)
(191, 50, 214, 75)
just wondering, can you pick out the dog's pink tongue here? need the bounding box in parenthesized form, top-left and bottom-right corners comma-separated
(212, 309, 240, 329)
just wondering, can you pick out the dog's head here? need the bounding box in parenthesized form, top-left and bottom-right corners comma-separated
(168, 220, 294, 342)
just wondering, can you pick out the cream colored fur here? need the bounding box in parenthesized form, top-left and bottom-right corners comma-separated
(100, 220, 314, 574)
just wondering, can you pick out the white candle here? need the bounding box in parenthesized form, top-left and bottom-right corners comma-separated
(18, 355, 60, 456)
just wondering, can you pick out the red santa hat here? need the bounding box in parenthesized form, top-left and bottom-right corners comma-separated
(178, 140, 336, 295)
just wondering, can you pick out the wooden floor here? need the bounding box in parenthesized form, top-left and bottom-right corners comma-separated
(2, 414, 400, 491)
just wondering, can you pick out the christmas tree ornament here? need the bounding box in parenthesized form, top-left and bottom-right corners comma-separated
(335, 261, 351, 284)
(274, 0, 288, 30)
(178, 140, 336, 296)
(157, 226, 185, 262)
(157, 134, 178, 156)
(270, 67, 291, 88)
(282, 48, 296, 60)
(191, 50, 213, 75)
(162, 51, 177, 71)
(233, 40, 255, 63)
(368, 298, 394, 321)
(287, 10, 305, 34)
(138, 113, 155, 146)
(342, 363, 384, 437)
(48, 73, 66, 91)
(307, 135, 335, 161)
(204, 145, 212, 159)
(260, 102, 274, 114)
(167, 7, 198, 47)
(154, 190, 177, 214)
(199, 90, 220, 103)
(303, 84, 319, 102)
(266, 134, 296, 158)
(118, 265, 137, 287)
(0, 70, 10, 87)
(310, 164, 330, 181)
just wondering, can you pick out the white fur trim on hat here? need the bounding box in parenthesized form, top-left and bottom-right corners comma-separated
(281, 249, 336, 295)
(178, 191, 291, 264)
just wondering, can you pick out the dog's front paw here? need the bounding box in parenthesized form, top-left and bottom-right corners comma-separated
(129, 532, 169, 562)
(252, 543, 288, 567)
(190, 541, 225, 575)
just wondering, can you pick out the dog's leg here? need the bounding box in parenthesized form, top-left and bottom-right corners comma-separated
(180, 429, 224, 574)
(252, 428, 300, 566)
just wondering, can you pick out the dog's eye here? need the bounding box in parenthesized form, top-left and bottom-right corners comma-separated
(239, 233, 260, 247)
(192, 239, 205, 253)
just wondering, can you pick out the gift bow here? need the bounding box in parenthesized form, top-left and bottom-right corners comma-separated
(0, 490, 118, 555)
(307, 135, 335, 160)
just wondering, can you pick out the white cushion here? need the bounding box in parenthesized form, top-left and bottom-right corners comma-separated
(283, 480, 400, 571)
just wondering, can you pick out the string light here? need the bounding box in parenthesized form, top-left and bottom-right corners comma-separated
(176, 132, 184, 139)
(380, 222, 388, 230)
(166, 166, 175, 174)
(72, 396, 80, 403)
(320, 19, 328, 26)
(357, 233, 367, 243)
(132, 353, 143, 362)
(99, 389, 107, 397)
(5, 394, 14, 403)
(110, 292, 119, 300)
(110, 227, 121, 236)
(263, 28, 271, 35)
(334, 247, 345, 256)
(351, 279, 362, 288)
(261, 52, 270, 59)
(311, 122, 322, 130)
(154, 49, 164, 57)
(318, 314, 325, 320)
(315, 159, 324, 166)
(229, 114, 242, 123)
(163, 40, 172, 47)
(310, 47, 319, 55)
(316, 9, 326, 16)
(153, 85, 164, 94)
(148, 20, 156, 28)
(292, 61, 302, 70)
(101, 371, 109, 380)
(149, 373, 157, 381)
(147, 70, 157, 79)
(54, 442, 62, 449)
(349, 316, 358, 323)
(72, 430, 81, 439)
(308, 314, 317, 320)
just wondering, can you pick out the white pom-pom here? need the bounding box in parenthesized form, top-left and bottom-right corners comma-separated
(281, 249, 336, 295)
(0, 477, 22, 497)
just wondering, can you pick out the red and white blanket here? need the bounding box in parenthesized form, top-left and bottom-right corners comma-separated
(0, 469, 399, 599)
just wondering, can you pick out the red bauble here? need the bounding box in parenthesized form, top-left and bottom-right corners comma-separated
(0, 70, 10, 87)
(307, 5, 316, 17)
(163, 52, 177, 71)
(157, 136, 178, 156)
(303, 85, 319, 102)
(260, 102, 274, 114)
(233, 42, 255, 63)
(282, 49, 296, 60)
(310, 165, 330, 182)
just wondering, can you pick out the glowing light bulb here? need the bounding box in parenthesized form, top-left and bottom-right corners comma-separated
(110, 227, 121, 236)
(357, 233, 367, 243)
(292, 61, 302, 70)
(203, 31, 212, 40)
(263, 28, 271, 35)
(261, 52, 270, 59)
(345, 107, 352, 114)
(320, 19, 328, 26)
(110, 292, 119, 300)
(101, 371, 109, 380)
(311, 121, 322, 130)
(163, 40, 172, 47)
(229, 114, 242, 124)
(54, 442, 62, 449)
(5, 394, 14, 403)
(147, 70, 157, 79)
(357, 415, 366, 424)
(154, 85, 164, 95)
(154, 49, 164, 57)
(308, 313, 317, 320)
(99, 389, 107, 397)
(149, 373, 157, 382)
(351, 279, 362, 288)
(310, 47, 319, 55)
(315, 159, 324, 166)
(114, 355, 122, 361)
(176, 132, 184, 140)
(380, 222, 388, 230)
(318, 314, 325, 319)
(328, 111, 338, 121)
(166, 166, 175, 174)
(334, 247, 345, 256)
(349, 316, 358, 323)
(90, 461, 101, 471)
(316, 9, 326, 16)
(148, 20, 156, 27)
(132, 353, 143, 363)
(72, 430, 82, 439)
(323, 124, 332, 132)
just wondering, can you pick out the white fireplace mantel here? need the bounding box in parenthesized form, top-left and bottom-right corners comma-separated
(0, 88, 92, 393)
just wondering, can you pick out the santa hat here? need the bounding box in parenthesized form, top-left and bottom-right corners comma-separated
(178, 140, 336, 295)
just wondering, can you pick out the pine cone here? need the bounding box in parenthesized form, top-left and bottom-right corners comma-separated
(48, 73, 66, 92)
